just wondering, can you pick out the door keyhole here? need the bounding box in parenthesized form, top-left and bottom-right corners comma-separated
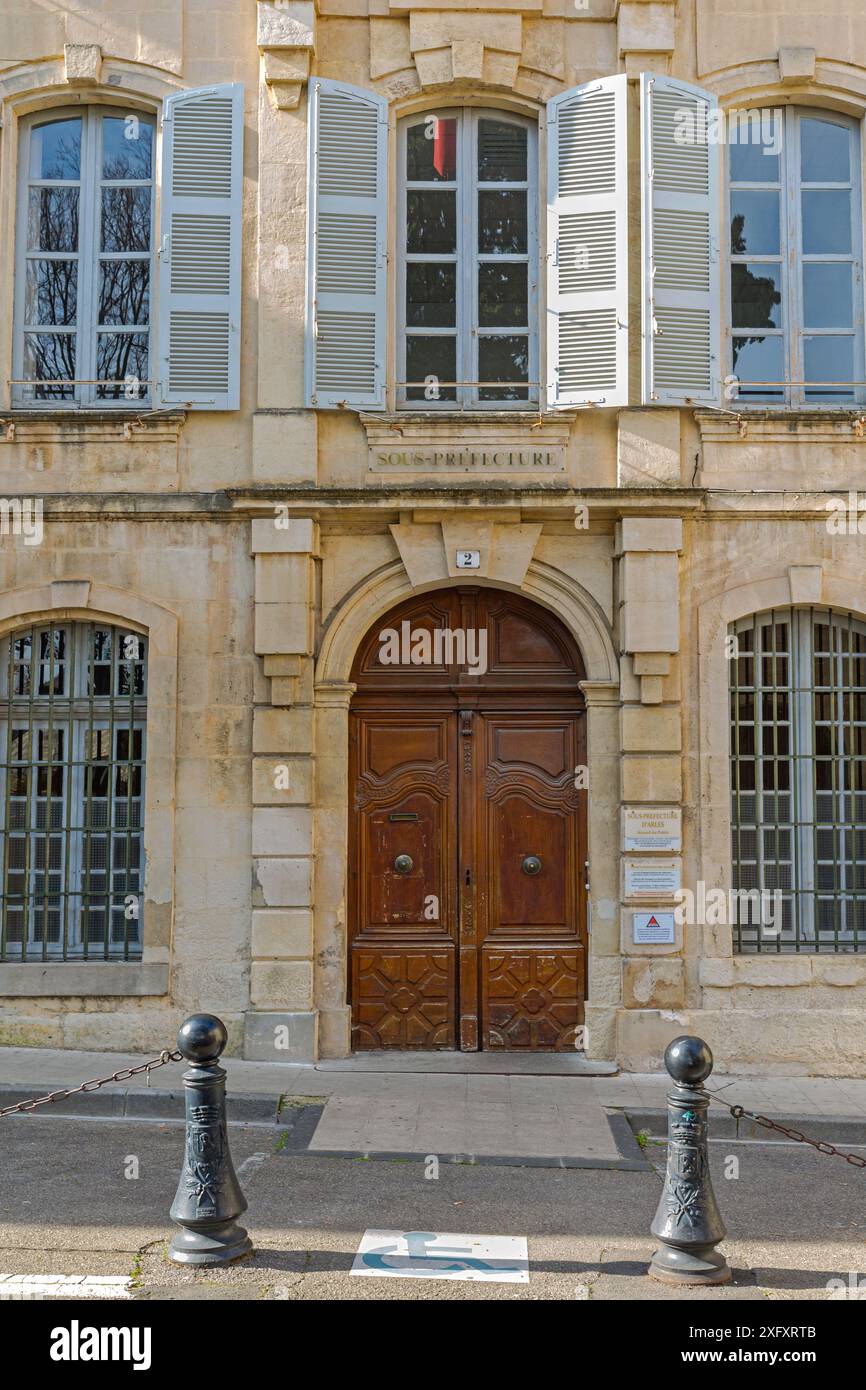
(465, 868, 471, 887)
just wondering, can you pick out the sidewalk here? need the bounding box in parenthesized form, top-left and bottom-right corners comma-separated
(2, 1045, 866, 1166)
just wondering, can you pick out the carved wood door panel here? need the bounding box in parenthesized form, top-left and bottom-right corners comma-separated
(475, 711, 586, 1050)
(349, 587, 587, 1052)
(350, 711, 458, 1049)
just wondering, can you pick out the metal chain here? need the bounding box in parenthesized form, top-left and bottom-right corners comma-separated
(0, 1049, 183, 1118)
(704, 1086, 866, 1169)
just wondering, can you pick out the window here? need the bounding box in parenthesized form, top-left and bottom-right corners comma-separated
(728, 108, 864, 406)
(0, 622, 147, 961)
(13, 107, 155, 406)
(730, 609, 866, 952)
(398, 110, 537, 409)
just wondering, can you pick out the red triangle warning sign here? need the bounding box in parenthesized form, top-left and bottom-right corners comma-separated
(646, 916, 659, 928)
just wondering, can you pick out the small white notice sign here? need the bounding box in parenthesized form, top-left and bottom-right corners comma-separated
(632, 911, 677, 945)
(623, 806, 682, 852)
(351, 1230, 529, 1283)
(625, 858, 681, 899)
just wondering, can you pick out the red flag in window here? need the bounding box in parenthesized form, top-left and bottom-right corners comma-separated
(432, 118, 456, 179)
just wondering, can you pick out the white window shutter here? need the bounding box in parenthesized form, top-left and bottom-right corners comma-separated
(157, 83, 243, 411)
(545, 76, 628, 410)
(641, 74, 721, 406)
(305, 78, 388, 410)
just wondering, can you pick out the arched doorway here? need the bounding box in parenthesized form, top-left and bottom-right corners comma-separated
(348, 587, 587, 1051)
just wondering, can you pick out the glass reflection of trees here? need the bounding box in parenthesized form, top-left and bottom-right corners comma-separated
(730, 212, 782, 375)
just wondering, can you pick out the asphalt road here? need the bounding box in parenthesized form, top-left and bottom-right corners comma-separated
(0, 1114, 865, 1300)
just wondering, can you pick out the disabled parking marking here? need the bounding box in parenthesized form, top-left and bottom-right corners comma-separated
(351, 1230, 529, 1283)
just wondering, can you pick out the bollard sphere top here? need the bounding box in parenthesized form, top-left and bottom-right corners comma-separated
(664, 1034, 713, 1086)
(177, 1013, 228, 1063)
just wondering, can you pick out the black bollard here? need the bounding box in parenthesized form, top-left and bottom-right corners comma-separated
(649, 1034, 731, 1285)
(169, 1013, 253, 1266)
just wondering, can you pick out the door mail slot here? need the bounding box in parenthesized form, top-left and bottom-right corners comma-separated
(389, 812, 419, 822)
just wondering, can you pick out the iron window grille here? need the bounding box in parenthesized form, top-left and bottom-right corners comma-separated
(0, 622, 147, 962)
(729, 607, 866, 952)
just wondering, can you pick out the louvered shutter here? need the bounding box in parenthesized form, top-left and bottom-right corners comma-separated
(641, 74, 721, 406)
(545, 76, 628, 409)
(305, 78, 387, 410)
(157, 83, 243, 410)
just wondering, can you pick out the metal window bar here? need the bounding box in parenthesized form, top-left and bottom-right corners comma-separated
(730, 606, 866, 951)
(0, 621, 146, 962)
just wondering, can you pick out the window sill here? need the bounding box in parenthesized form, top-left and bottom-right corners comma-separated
(0, 409, 186, 441)
(695, 409, 866, 445)
(363, 410, 572, 427)
(0, 961, 169, 997)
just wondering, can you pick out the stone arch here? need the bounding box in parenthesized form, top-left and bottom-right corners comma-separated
(696, 563, 866, 959)
(0, 579, 178, 984)
(312, 558, 619, 1058)
(315, 558, 618, 690)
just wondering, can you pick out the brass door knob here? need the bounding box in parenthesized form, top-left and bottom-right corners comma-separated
(394, 854, 414, 874)
(522, 855, 542, 875)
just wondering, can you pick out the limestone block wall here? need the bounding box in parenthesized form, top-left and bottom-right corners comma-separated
(0, 517, 254, 1053)
(247, 516, 319, 1060)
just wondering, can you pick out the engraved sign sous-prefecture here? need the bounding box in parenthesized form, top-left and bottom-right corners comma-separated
(370, 447, 565, 473)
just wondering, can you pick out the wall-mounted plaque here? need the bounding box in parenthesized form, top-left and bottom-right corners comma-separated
(624, 858, 681, 899)
(623, 807, 682, 853)
(632, 911, 677, 945)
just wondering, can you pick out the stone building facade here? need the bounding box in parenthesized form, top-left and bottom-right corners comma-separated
(1, 0, 866, 1074)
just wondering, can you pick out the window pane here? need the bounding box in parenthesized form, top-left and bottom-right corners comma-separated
(406, 190, 456, 254)
(729, 117, 780, 182)
(96, 334, 149, 399)
(405, 335, 457, 402)
(101, 186, 151, 252)
(22, 333, 76, 399)
(27, 187, 79, 252)
(102, 116, 153, 180)
(731, 334, 784, 398)
(803, 263, 853, 329)
(477, 119, 527, 182)
(30, 118, 81, 180)
(730, 190, 780, 256)
(407, 118, 457, 182)
(731, 262, 782, 329)
(801, 118, 850, 183)
(478, 190, 527, 254)
(478, 335, 529, 401)
(406, 263, 456, 328)
(98, 260, 150, 327)
(804, 335, 854, 400)
(478, 263, 528, 327)
(802, 190, 851, 254)
(25, 260, 78, 326)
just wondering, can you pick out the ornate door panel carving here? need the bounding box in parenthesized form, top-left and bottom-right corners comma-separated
(349, 588, 587, 1051)
(476, 713, 586, 1049)
(350, 711, 457, 1048)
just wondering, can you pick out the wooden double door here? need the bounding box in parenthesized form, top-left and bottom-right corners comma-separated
(349, 589, 587, 1051)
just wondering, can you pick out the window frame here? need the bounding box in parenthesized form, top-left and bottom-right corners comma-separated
(12, 104, 156, 410)
(729, 607, 866, 953)
(726, 105, 866, 410)
(396, 107, 539, 412)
